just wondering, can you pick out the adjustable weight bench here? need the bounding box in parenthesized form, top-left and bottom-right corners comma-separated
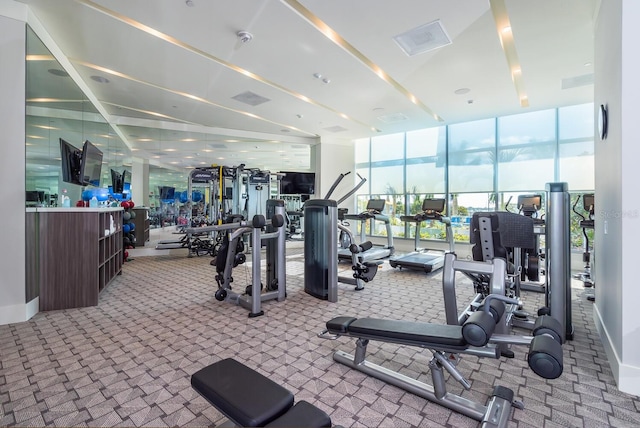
(319, 294, 563, 428)
(191, 358, 332, 427)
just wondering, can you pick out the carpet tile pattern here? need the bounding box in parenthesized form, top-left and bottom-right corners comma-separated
(1, 239, 640, 427)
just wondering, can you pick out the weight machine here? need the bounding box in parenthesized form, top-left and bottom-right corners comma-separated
(467, 183, 573, 342)
(304, 172, 380, 301)
(212, 199, 287, 317)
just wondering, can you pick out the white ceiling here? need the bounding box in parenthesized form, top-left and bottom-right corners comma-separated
(21, 0, 597, 173)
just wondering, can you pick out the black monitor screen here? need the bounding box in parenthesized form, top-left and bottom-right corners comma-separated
(26, 190, 41, 203)
(111, 169, 131, 194)
(111, 169, 124, 193)
(517, 194, 542, 211)
(422, 198, 445, 213)
(80, 140, 103, 187)
(225, 187, 233, 200)
(280, 172, 315, 195)
(59, 138, 83, 186)
(159, 186, 175, 201)
(366, 199, 386, 212)
(583, 193, 594, 212)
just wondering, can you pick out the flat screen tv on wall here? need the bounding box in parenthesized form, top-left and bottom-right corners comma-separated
(59, 138, 84, 186)
(280, 172, 315, 195)
(80, 140, 103, 187)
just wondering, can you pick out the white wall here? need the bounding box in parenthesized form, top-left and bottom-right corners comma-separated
(0, 2, 30, 325)
(132, 157, 150, 206)
(594, 0, 640, 395)
(312, 137, 357, 209)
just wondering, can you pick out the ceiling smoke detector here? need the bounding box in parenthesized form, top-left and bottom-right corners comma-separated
(237, 31, 253, 43)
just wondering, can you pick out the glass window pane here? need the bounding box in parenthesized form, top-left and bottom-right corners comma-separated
(450, 192, 494, 242)
(370, 165, 403, 194)
(559, 103, 594, 140)
(558, 103, 594, 191)
(406, 127, 446, 194)
(498, 109, 556, 146)
(406, 163, 445, 194)
(448, 119, 495, 193)
(449, 119, 495, 151)
(497, 109, 556, 191)
(406, 127, 445, 158)
(497, 144, 555, 191)
(559, 142, 594, 190)
(371, 132, 404, 161)
(448, 152, 494, 193)
(354, 138, 370, 163)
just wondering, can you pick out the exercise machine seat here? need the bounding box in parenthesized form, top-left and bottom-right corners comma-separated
(327, 317, 470, 350)
(191, 358, 332, 427)
(191, 358, 293, 427)
(264, 401, 331, 427)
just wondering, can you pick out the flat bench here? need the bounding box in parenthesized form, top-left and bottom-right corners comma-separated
(191, 358, 332, 427)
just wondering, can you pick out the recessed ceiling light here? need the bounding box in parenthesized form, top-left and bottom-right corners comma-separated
(90, 75, 110, 83)
(454, 88, 470, 95)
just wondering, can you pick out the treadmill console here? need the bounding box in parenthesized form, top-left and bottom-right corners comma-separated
(420, 198, 446, 220)
(365, 199, 386, 215)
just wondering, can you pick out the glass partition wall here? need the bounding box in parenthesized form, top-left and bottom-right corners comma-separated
(25, 26, 131, 207)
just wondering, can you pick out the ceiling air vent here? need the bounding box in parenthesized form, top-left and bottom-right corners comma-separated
(377, 112, 409, 123)
(209, 143, 228, 149)
(324, 125, 348, 133)
(232, 91, 271, 106)
(561, 73, 594, 90)
(393, 20, 452, 56)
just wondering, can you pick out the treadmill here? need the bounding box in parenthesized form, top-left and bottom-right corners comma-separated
(389, 198, 454, 273)
(337, 199, 394, 264)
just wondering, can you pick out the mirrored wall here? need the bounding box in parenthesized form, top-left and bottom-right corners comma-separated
(25, 26, 131, 206)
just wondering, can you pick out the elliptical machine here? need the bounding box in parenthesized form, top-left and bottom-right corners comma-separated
(572, 194, 595, 300)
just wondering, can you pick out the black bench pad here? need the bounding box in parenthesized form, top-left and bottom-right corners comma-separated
(265, 401, 331, 427)
(327, 317, 466, 348)
(191, 358, 293, 427)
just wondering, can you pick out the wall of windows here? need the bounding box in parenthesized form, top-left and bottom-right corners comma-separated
(354, 103, 595, 246)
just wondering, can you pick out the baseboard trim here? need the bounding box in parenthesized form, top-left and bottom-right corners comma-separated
(593, 303, 640, 396)
(0, 298, 38, 326)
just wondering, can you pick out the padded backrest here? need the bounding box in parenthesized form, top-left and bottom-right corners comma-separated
(492, 211, 535, 250)
(470, 212, 508, 262)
